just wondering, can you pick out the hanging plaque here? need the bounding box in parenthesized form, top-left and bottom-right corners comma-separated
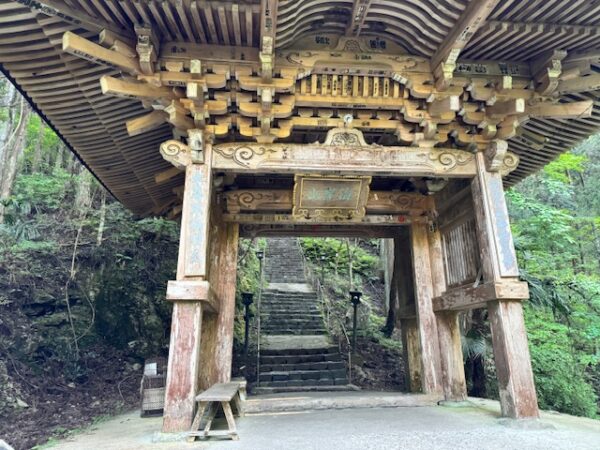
(292, 174, 371, 222)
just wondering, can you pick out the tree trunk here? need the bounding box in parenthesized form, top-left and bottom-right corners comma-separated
(31, 120, 45, 173)
(96, 189, 107, 247)
(0, 98, 30, 223)
(53, 142, 65, 173)
(74, 165, 93, 210)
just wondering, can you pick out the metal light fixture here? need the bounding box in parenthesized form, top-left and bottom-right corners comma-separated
(349, 290, 362, 353)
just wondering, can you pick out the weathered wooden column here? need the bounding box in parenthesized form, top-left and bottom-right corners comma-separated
(410, 222, 443, 394)
(429, 226, 467, 402)
(400, 318, 423, 392)
(199, 207, 239, 390)
(472, 142, 539, 418)
(160, 131, 215, 432)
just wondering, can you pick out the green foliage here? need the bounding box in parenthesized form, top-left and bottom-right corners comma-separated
(5, 171, 70, 213)
(507, 138, 600, 418)
(544, 153, 587, 183)
(525, 306, 598, 418)
(300, 237, 378, 280)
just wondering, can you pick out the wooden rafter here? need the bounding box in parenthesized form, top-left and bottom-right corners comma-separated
(431, 0, 501, 89)
(15, 0, 132, 37)
(346, 0, 372, 37)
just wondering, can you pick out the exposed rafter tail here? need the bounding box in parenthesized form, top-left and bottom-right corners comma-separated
(431, 0, 501, 90)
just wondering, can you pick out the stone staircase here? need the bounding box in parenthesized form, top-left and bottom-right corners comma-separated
(254, 238, 352, 393)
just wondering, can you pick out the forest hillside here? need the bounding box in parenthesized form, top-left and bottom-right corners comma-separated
(0, 76, 599, 449)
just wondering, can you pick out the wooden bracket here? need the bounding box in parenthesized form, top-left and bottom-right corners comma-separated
(484, 139, 508, 172)
(166, 280, 219, 314)
(433, 280, 529, 312)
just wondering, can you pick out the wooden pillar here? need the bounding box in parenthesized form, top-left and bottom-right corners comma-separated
(401, 318, 422, 392)
(429, 227, 467, 401)
(410, 222, 442, 394)
(436, 311, 467, 401)
(199, 214, 239, 389)
(161, 133, 214, 432)
(472, 147, 539, 418)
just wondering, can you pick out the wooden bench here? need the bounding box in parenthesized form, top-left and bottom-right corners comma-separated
(188, 381, 244, 441)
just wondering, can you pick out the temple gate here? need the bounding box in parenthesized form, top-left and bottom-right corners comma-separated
(2, 0, 600, 434)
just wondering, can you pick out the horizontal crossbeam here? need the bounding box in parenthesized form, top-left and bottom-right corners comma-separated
(166, 280, 219, 314)
(433, 280, 529, 312)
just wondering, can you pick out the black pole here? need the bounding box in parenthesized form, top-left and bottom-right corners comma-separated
(242, 292, 254, 360)
(349, 291, 362, 353)
(352, 302, 358, 352)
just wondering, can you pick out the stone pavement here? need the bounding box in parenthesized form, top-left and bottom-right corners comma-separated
(44, 396, 600, 450)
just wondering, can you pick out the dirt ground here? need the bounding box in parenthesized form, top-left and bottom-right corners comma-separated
(0, 345, 141, 450)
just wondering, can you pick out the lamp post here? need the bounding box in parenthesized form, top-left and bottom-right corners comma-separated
(255, 249, 264, 386)
(319, 254, 326, 286)
(349, 290, 362, 353)
(241, 292, 254, 360)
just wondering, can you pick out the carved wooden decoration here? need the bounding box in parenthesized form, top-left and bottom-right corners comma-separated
(212, 142, 482, 177)
(222, 189, 432, 216)
(292, 174, 371, 222)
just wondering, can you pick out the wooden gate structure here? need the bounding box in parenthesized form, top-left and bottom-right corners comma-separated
(2, 0, 600, 433)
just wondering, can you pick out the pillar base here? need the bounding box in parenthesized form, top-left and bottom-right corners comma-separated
(488, 300, 539, 419)
(162, 300, 203, 433)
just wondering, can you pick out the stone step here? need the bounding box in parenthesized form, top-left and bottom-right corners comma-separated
(256, 378, 349, 389)
(260, 361, 345, 373)
(261, 292, 317, 298)
(261, 346, 339, 356)
(260, 353, 342, 365)
(259, 368, 347, 382)
(261, 306, 320, 312)
(261, 327, 327, 336)
(262, 315, 323, 326)
(251, 384, 357, 395)
(261, 314, 323, 320)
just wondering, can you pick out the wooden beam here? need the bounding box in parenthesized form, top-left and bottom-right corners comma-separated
(62, 32, 141, 75)
(100, 75, 175, 100)
(557, 73, 600, 95)
(16, 0, 131, 36)
(433, 280, 529, 311)
(526, 100, 594, 119)
(155, 166, 183, 184)
(346, 0, 373, 37)
(222, 213, 418, 225)
(259, 0, 278, 82)
(239, 224, 405, 238)
(222, 189, 432, 215)
(166, 280, 219, 314)
(126, 110, 168, 136)
(428, 96, 460, 117)
(211, 141, 480, 177)
(431, 0, 500, 89)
